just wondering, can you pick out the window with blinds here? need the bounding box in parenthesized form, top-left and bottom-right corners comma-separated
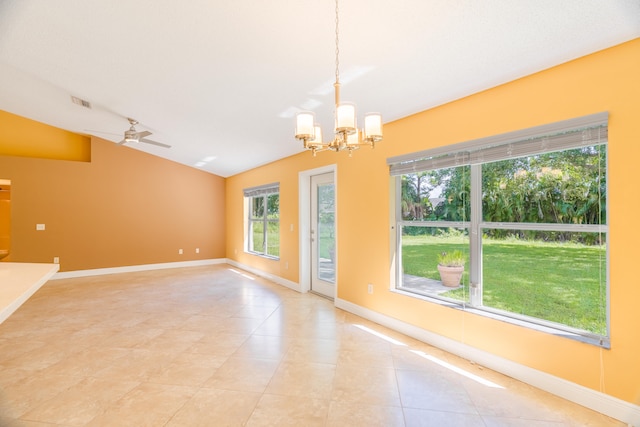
(244, 183, 280, 258)
(388, 113, 609, 346)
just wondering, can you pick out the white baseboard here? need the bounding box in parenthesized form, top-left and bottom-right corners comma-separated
(50, 258, 301, 292)
(51, 259, 227, 280)
(225, 259, 301, 293)
(335, 297, 640, 427)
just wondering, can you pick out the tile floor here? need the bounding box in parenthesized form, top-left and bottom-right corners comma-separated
(0, 264, 625, 426)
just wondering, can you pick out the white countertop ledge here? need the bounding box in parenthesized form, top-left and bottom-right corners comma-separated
(0, 262, 60, 324)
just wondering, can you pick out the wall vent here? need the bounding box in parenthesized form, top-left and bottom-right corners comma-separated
(70, 96, 92, 109)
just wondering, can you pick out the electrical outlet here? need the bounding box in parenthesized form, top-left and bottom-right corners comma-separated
(53, 257, 59, 264)
(36, 224, 45, 231)
(368, 283, 373, 294)
(178, 249, 183, 255)
(285, 261, 289, 269)
(195, 248, 200, 254)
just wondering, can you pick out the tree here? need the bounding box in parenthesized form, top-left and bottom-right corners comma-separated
(401, 173, 435, 221)
(400, 145, 606, 244)
(431, 166, 470, 222)
(481, 146, 606, 242)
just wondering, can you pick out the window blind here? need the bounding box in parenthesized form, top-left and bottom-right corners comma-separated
(243, 182, 279, 198)
(388, 112, 608, 176)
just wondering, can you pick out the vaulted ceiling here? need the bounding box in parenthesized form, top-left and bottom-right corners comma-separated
(0, 1, 638, 177)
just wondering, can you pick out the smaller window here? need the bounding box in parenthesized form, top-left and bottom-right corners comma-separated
(244, 183, 280, 258)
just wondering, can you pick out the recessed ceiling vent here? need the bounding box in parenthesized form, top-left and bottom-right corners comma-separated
(70, 96, 92, 109)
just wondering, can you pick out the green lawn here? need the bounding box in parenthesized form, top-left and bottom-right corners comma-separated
(401, 235, 607, 335)
(251, 221, 280, 257)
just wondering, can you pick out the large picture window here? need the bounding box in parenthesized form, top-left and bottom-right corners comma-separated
(244, 183, 280, 258)
(389, 113, 608, 345)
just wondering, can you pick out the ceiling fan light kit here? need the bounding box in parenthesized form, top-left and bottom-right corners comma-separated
(118, 118, 171, 148)
(294, 0, 383, 156)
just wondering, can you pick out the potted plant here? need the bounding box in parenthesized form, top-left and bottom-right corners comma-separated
(437, 250, 465, 287)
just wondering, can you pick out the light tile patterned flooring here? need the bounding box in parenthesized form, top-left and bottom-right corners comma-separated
(0, 265, 624, 426)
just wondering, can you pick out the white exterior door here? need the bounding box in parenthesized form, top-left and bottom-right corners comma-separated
(310, 172, 335, 298)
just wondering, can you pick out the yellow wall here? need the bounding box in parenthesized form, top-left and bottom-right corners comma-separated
(0, 133, 226, 271)
(226, 39, 640, 404)
(0, 110, 91, 161)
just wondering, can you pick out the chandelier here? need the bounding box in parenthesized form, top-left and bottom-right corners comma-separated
(294, 0, 383, 156)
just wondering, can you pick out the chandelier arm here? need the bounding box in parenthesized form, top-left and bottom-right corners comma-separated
(304, 137, 332, 152)
(310, 143, 332, 153)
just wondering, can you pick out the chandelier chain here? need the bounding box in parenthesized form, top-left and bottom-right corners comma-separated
(335, 0, 340, 84)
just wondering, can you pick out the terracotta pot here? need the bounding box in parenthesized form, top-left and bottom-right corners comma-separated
(437, 265, 464, 287)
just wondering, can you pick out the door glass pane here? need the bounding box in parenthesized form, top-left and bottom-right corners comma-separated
(317, 183, 335, 283)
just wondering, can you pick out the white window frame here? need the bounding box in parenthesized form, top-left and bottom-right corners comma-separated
(388, 113, 609, 347)
(244, 183, 280, 259)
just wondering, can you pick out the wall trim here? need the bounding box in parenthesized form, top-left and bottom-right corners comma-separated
(335, 297, 640, 426)
(226, 259, 301, 293)
(51, 259, 227, 280)
(50, 258, 301, 292)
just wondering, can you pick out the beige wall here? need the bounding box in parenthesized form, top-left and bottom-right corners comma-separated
(226, 39, 640, 404)
(0, 136, 226, 271)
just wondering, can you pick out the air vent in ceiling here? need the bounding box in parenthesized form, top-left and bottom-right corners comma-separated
(70, 96, 92, 109)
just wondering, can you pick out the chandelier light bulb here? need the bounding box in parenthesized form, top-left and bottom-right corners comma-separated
(309, 125, 323, 144)
(335, 103, 356, 133)
(346, 129, 359, 146)
(295, 111, 315, 140)
(364, 113, 383, 141)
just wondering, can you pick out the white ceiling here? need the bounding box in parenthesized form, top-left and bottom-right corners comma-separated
(0, 1, 638, 177)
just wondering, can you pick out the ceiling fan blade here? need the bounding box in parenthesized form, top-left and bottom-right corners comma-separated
(116, 139, 128, 145)
(84, 129, 121, 136)
(140, 138, 171, 148)
(137, 130, 152, 138)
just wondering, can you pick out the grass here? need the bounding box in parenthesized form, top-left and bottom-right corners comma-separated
(251, 221, 280, 258)
(401, 235, 607, 335)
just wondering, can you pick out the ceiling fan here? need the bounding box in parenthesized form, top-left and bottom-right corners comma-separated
(118, 118, 171, 148)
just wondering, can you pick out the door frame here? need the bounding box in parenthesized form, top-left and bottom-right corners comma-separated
(299, 164, 337, 295)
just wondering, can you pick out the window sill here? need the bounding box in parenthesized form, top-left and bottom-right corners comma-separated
(246, 251, 280, 261)
(391, 287, 610, 349)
